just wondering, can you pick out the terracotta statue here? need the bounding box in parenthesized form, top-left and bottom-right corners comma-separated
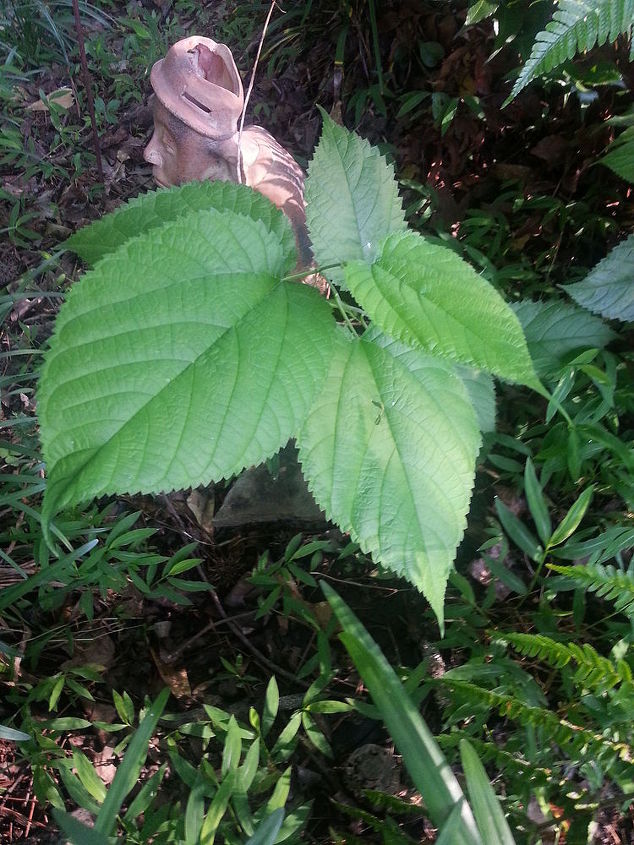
(144, 36, 312, 266)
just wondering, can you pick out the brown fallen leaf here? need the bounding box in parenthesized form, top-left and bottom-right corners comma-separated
(150, 647, 192, 700)
(26, 87, 74, 112)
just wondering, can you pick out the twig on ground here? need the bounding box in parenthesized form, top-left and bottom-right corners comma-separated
(209, 589, 309, 688)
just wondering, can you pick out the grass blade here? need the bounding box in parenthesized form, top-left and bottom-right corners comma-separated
(94, 687, 169, 835)
(524, 458, 551, 544)
(495, 498, 542, 561)
(52, 810, 110, 845)
(246, 808, 285, 845)
(460, 739, 516, 845)
(549, 486, 594, 547)
(322, 582, 483, 845)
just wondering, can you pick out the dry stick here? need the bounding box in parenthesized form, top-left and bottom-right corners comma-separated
(71, 0, 104, 183)
(236, 0, 278, 184)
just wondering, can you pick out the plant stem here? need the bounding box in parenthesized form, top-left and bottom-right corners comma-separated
(71, 0, 104, 183)
(329, 284, 357, 335)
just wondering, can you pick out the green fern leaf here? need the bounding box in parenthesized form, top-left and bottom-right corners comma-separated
(548, 562, 634, 616)
(553, 525, 634, 566)
(508, 0, 634, 102)
(492, 632, 631, 694)
(437, 735, 550, 783)
(441, 679, 634, 774)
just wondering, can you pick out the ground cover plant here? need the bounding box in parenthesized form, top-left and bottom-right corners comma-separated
(1, 0, 633, 842)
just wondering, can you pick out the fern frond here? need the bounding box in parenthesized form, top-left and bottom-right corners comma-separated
(441, 679, 634, 776)
(509, 0, 634, 101)
(548, 562, 634, 617)
(437, 733, 551, 783)
(491, 631, 633, 694)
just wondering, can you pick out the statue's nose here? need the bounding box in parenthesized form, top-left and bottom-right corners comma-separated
(143, 135, 162, 166)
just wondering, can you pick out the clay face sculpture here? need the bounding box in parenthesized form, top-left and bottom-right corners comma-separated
(144, 98, 235, 187)
(144, 36, 312, 265)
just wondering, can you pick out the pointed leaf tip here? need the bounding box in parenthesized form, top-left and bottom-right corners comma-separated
(305, 114, 406, 286)
(345, 231, 537, 385)
(300, 330, 480, 619)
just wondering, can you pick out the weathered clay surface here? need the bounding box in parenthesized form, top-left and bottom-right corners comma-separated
(213, 445, 325, 529)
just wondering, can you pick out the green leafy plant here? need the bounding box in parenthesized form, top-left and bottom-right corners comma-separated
(506, 0, 634, 102)
(52, 687, 169, 843)
(564, 234, 634, 322)
(600, 125, 634, 183)
(37, 113, 537, 624)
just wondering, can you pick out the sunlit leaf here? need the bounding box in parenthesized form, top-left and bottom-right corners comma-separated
(300, 330, 480, 625)
(346, 231, 537, 385)
(305, 109, 406, 285)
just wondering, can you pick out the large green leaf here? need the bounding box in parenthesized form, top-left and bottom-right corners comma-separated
(305, 110, 406, 285)
(507, 0, 634, 102)
(456, 367, 496, 433)
(65, 181, 296, 266)
(563, 236, 634, 323)
(345, 231, 537, 386)
(600, 127, 634, 184)
(512, 298, 617, 375)
(298, 330, 480, 624)
(39, 207, 335, 531)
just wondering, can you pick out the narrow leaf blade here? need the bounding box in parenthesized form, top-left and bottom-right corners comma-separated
(495, 498, 542, 561)
(459, 739, 516, 845)
(323, 583, 483, 845)
(245, 809, 285, 845)
(524, 459, 551, 544)
(94, 687, 169, 835)
(52, 811, 111, 845)
(549, 486, 594, 548)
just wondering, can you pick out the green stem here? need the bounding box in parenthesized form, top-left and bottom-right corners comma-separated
(330, 285, 357, 336)
(282, 262, 341, 283)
